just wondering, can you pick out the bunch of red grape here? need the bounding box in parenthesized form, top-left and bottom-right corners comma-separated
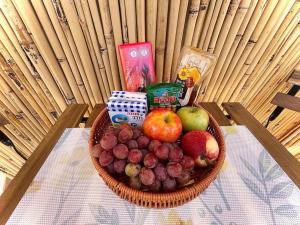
(91, 124, 195, 192)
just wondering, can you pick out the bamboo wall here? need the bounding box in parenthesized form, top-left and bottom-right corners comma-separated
(0, 0, 299, 177)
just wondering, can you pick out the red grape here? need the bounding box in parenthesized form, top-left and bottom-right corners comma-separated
(132, 128, 142, 139)
(154, 163, 167, 181)
(149, 179, 161, 192)
(169, 147, 183, 162)
(176, 170, 191, 185)
(100, 134, 117, 150)
(148, 140, 162, 152)
(180, 155, 195, 171)
(99, 150, 114, 166)
(113, 159, 126, 174)
(140, 149, 149, 158)
(129, 176, 141, 190)
(113, 144, 129, 159)
(127, 140, 138, 149)
(143, 153, 158, 168)
(106, 163, 115, 175)
(162, 177, 176, 192)
(91, 144, 103, 158)
(128, 149, 143, 164)
(118, 127, 133, 143)
(139, 167, 155, 185)
(103, 127, 116, 136)
(137, 136, 150, 148)
(125, 163, 141, 177)
(154, 144, 169, 160)
(167, 162, 182, 178)
(163, 142, 175, 151)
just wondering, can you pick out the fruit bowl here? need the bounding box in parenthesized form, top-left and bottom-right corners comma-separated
(88, 103, 225, 208)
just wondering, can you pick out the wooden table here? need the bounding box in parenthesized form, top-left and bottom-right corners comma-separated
(0, 102, 299, 225)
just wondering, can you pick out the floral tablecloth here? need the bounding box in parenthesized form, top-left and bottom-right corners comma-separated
(7, 126, 300, 225)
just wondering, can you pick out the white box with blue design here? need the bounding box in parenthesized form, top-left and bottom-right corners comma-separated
(107, 91, 147, 127)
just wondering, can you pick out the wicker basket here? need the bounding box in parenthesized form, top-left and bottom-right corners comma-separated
(89, 103, 225, 208)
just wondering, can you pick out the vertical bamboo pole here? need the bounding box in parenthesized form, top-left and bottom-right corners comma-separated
(248, 41, 300, 113)
(184, 0, 201, 46)
(31, 0, 86, 106)
(146, 0, 157, 62)
(75, 0, 109, 101)
(205, 0, 250, 101)
(155, 0, 169, 83)
(241, 3, 300, 105)
(42, 0, 92, 112)
(203, 0, 224, 51)
(200, 0, 241, 101)
(107, 0, 126, 90)
(206, 0, 231, 53)
(98, 0, 121, 91)
(13, 0, 76, 103)
(125, 0, 137, 43)
(214, 0, 261, 101)
(0, 28, 55, 125)
(249, 54, 300, 118)
(217, 0, 277, 104)
(89, 0, 114, 92)
(0, 98, 41, 149)
(136, 0, 146, 42)
(171, 0, 189, 80)
(0, 10, 57, 118)
(198, 0, 217, 49)
(242, 24, 300, 107)
(229, 0, 295, 102)
(1, 125, 35, 154)
(163, 0, 180, 82)
(120, 0, 129, 44)
(0, 1, 65, 113)
(191, 0, 210, 47)
(0, 94, 42, 145)
(0, 47, 52, 130)
(50, 0, 96, 106)
(0, 144, 25, 168)
(0, 70, 46, 135)
(60, 0, 103, 103)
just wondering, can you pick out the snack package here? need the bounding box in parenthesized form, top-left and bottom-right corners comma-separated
(119, 42, 156, 92)
(174, 46, 217, 105)
(107, 91, 147, 127)
(146, 83, 181, 111)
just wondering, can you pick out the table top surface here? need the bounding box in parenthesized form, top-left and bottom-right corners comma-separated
(7, 127, 300, 225)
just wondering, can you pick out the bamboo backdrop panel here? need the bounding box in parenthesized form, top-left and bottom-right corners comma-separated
(0, 0, 299, 177)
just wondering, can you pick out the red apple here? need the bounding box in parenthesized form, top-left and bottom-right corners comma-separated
(143, 109, 182, 142)
(181, 131, 219, 167)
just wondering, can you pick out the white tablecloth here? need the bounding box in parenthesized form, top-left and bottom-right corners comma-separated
(7, 126, 300, 225)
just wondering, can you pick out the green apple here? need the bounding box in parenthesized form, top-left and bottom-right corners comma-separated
(177, 107, 209, 132)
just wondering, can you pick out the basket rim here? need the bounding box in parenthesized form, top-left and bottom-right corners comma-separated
(88, 105, 225, 205)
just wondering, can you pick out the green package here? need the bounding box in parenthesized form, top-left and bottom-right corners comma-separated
(146, 83, 182, 111)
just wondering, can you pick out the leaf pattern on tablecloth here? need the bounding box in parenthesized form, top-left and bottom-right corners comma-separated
(239, 175, 267, 203)
(239, 150, 298, 224)
(88, 204, 119, 225)
(125, 202, 135, 222)
(265, 164, 284, 182)
(274, 204, 298, 218)
(268, 182, 293, 199)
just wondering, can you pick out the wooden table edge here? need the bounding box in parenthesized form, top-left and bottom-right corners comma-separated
(85, 104, 106, 128)
(0, 104, 88, 225)
(199, 102, 231, 126)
